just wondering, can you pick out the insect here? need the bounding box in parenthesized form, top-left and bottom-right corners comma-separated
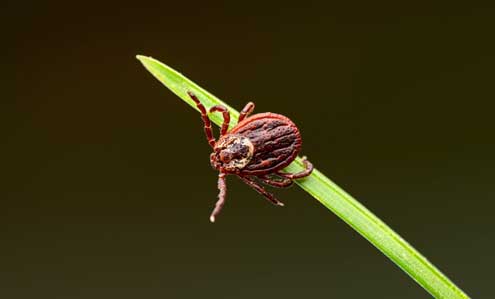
(187, 91, 313, 222)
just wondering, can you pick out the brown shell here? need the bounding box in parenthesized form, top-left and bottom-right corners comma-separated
(230, 112, 302, 175)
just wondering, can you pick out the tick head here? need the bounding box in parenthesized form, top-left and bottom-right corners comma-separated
(210, 134, 254, 172)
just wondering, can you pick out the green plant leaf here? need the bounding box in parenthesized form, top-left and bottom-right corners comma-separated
(136, 55, 470, 299)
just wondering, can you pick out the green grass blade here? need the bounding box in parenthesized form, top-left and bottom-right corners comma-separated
(136, 55, 470, 299)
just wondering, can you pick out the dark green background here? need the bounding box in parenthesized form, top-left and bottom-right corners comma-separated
(6, 1, 494, 298)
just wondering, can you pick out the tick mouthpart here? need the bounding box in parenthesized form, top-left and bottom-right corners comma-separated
(219, 151, 233, 163)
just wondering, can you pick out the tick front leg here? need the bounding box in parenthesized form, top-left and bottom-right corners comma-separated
(210, 173, 227, 223)
(276, 156, 314, 179)
(239, 176, 285, 207)
(187, 91, 216, 148)
(209, 105, 231, 136)
(238, 102, 255, 123)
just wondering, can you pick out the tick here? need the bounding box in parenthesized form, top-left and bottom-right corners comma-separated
(187, 91, 313, 222)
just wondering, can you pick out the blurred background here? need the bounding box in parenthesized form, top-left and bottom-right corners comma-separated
(6, 1, 495, 298)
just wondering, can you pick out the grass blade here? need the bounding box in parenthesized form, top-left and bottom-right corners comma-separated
(136, 55, 470, 299)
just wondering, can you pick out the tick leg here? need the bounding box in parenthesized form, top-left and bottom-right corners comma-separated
(239, 176, 285, 207)
(259, 175, 293, 188)
(276, 156, 314, 179)
(209, 105, 231, 136)
(210, 173, 227, 223)
(238, 102, 255, 122)
(187, 91, 216, 148)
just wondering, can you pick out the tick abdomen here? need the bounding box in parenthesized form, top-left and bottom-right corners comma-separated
(231, 112, 302, 175)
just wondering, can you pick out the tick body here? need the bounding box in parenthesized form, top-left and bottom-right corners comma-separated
(187, 91, 313, 222)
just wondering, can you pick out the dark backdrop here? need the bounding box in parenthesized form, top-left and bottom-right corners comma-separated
(6, 1, 494, 298)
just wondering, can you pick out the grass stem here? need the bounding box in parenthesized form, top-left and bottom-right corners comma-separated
(137, 55, 470, 299)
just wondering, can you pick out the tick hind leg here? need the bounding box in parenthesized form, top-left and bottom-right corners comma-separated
(259, 174, 293, 188)
(238, 102, 255, 122)
(239, 176, 285, 206)
(276, 156, 314, 179)
(187, 91, 216, 148)
(210, 173, 227, 223)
